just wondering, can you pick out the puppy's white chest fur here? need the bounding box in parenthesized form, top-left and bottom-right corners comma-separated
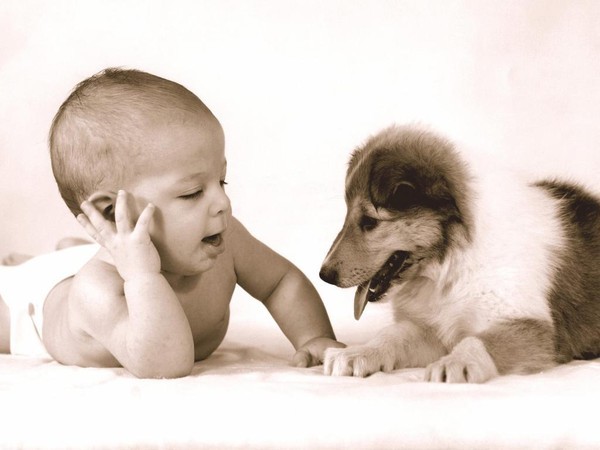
(389, 165, 563, 349)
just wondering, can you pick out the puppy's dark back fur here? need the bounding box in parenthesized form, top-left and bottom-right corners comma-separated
(535, 180, 600, 361)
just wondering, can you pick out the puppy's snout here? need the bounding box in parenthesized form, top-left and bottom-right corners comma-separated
(319, 266, 339, 285)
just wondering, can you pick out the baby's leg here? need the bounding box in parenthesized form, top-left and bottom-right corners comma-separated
(56, 237, 92, 250)
(2, 237, 91, 266)
(0, 294, 10, 353)
(2, 253, 33, 265)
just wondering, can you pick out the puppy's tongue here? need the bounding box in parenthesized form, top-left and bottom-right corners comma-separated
(354, 251, 409, 320)
(354, 284, 370, 320)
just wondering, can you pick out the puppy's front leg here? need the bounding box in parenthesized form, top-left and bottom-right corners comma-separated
(425, 336, 498, 383)
(324, 321, 446, 377)
(425, 318, 556, 383)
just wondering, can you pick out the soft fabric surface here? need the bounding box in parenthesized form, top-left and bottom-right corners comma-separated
(1, 293, 599, 450)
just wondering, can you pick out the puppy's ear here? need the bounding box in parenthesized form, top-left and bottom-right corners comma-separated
(388, 181, 419, 211)
(367, 150, 419, 211)
(87, 191, 118, 222)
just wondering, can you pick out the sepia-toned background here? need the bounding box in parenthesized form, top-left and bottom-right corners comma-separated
(2, 0, 600, 313)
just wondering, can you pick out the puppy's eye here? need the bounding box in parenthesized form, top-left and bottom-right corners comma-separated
(360, 215, 379, 232)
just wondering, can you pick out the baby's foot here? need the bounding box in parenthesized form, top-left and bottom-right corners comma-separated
(56, 237, 92, 250)
(1, 253, 32, 265)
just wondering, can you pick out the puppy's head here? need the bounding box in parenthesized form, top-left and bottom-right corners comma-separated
(320, 125, 473, 309)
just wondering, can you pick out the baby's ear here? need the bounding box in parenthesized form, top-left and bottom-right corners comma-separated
(87, 191, 117, 221)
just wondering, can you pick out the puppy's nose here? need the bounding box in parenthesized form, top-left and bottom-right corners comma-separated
(319, 266, 339, 285)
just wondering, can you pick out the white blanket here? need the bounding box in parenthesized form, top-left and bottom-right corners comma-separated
(1, 292, 599, 449)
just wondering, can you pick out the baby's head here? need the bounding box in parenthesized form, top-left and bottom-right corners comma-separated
(50, 68, 231, 274)
(50, 68, 220, 216)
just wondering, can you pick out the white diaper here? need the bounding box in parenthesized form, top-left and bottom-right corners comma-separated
(0, 244, 100, 358)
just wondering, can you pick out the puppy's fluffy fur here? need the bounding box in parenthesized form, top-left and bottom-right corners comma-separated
(320, 125, 600, 383)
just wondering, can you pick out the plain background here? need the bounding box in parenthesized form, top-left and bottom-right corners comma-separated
(2, 1, 600, 319)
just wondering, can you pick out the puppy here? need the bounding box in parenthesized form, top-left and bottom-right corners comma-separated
(320, 125, 600, 383)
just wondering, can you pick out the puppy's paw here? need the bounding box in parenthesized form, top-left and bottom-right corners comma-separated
(323, 345, 395, 377)
(424, 337, 498, 383)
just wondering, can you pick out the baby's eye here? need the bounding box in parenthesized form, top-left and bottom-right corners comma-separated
(179, 190, 203, 200)
(220, 180, 228, 188)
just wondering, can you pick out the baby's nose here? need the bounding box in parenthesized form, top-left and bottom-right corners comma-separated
(210, 189, 231, 216)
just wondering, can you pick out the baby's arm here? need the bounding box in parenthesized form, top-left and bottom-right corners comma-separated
(231, 218, 344, 366)
(75, 191, 194, 378)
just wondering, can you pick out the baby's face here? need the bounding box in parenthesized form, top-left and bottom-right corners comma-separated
(125, 111, 231, 276)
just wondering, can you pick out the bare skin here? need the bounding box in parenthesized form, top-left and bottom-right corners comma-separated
(42, 213, 331, 374)
(1, 111, 343, 377)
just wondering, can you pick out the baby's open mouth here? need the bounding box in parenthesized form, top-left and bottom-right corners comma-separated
(202, 233, 223, 247)
(354, 251, 411, 320)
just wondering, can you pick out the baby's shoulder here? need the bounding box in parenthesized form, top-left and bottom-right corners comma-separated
(68, 256, 124, 315)
(226, 216, 260, 250)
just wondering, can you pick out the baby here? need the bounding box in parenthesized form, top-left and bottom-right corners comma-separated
(0, 68, 344, 377)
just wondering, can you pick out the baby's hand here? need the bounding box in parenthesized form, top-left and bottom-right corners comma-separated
(292, 337, 346, 368)
(78, 190, 161, 281)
